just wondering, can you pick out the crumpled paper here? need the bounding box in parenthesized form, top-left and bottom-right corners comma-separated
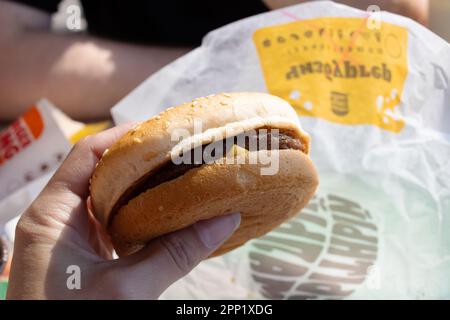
(0, 100, 74, 201)
(112, 1, 450, 299)
(0, 100, 110, 290)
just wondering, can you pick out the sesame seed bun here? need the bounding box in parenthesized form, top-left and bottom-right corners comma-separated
(90, 92, 318, 256)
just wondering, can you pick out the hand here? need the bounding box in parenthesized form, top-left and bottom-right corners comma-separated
(6, 124, 241, 299)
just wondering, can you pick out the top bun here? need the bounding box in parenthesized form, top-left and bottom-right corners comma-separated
(90, 92, 310, 227)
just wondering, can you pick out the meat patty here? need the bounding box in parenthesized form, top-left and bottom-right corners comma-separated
(109, 128, 304, 225)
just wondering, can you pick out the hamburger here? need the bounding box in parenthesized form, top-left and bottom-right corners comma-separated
(90, 92, 318, 257)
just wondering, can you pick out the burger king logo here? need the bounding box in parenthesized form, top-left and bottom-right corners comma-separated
(248, 192, 379, 299)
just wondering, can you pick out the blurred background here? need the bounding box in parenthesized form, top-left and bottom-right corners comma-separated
(1, 0, 449, 125)
(52, 0, 450, 42)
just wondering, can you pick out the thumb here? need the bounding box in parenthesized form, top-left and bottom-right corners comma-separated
(113, 213, 241, 298)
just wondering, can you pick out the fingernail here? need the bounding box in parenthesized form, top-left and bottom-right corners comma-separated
(194, 213, 241, 249)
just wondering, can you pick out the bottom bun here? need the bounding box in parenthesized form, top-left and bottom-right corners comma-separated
(109, 149, 318, 257)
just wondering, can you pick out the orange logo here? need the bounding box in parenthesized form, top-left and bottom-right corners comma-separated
(0, 106, 44, 165)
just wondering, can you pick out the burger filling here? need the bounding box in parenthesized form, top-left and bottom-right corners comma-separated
(109, 127, 305, 224)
